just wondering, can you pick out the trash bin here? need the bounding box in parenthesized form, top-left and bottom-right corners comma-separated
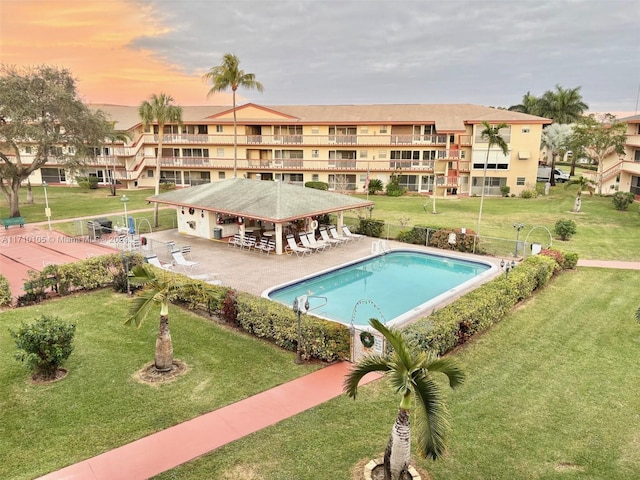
(94, 217, 113, 232)
(213, 227, 222, 240)
(87, 221, 102, 240)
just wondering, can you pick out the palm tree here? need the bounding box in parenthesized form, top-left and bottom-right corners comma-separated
(202, 54, 264, 178)
(508, 91, 541, 115)
(126, 264, 182, 372)
(139, 93, 183, 227)
(476, 121, 509, 238)
(103, 124, 132, 196)
(537, 85, 588, 124)
(540, 123, 573, 186)
(344, 319, 465, 480)
(565, 175, 596, 213)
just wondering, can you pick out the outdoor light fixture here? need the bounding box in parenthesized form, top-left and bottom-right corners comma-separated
(292, 295, 310, 364)
(513, 222, 525, 257)
(121, 194, 129, 232)
(500, 259, 516, 277)
(42, 181, 52, 231)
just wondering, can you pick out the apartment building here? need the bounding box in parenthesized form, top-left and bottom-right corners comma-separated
(30, 103, 550, 197)
(592, 114, 640, 196)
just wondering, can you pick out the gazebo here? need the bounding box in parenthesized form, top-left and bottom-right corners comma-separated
(148, 178, 375, 255)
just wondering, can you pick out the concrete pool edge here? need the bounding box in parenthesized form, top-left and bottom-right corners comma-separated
(262, 247, 502, 329)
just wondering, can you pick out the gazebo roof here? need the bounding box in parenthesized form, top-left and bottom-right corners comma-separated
(148, 178, 375, 223)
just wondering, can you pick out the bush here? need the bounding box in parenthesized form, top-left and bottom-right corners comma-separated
(612, 192, 634, 211)
(397, 226, 428, 245)
(428, 228, 476, 253)
(305, 181, 329, 191)
(554, 219, 577, 240)
(539, 248, 565, 272)
(358, 219, 385, 238)
(520, 188, 537, 199)
(500, 185, 511, 197)
(10, 315, 76, 380)
(0, 274, 12, 306)
(563, 251, 579, 269)
(367, 178, 384, 195)
(75, 175, 99, 190)
(159, 181, 176, 191)
(385, 173, 405, 197)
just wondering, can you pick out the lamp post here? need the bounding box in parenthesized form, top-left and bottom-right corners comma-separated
(121, 251, 131, 295)
(42, 181, 52, 231)
(513, 222, 525, 257)
(292, 295, 310, 364)
(500, 259, 516, 277)
(121, 194, 129, 232)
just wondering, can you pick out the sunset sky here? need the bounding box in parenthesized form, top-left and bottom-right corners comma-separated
(1, 0, 638, 113)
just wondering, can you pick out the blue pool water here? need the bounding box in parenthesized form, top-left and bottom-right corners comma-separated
(265, 250, 496, 327)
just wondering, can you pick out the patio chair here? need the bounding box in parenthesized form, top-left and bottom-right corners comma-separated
(255, 237, 276, 255)
(181, 245, 192, 259)
(299, 232, 323, 253)
(329, 226, 352, 243)
(228, 234, 243, 248)
(303, 232, 328, 251)
(145, 255, 173, 271)
(171, 249, 199, 272)
(320, 227, 343, 246)
(241, 235, 257, 250)
(342, 225, 365, 241)
(286, 234, 312, 257)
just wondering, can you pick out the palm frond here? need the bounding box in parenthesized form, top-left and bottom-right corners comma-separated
(343, 355, 390, 399)
(423, 357, 466, 389)
(125, 289, 157, 328)
(635, 306, 640, 323)
(369, 318, 414, 370)
(412, 372, 450, 460)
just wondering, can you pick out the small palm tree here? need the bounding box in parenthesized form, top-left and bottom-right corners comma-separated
(202, 53, 264, 178)
(344, 319, 465, 480)
(103, 125, 133, 196)
(565, 175, 596, 213)
(139, 93, 183, 227)
(125, 264, 185, 372)
(476, 121, 509, 237)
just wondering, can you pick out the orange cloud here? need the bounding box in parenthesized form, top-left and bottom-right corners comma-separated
(0, 0, 232, 106)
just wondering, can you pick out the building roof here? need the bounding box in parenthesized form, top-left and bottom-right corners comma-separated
(93, 103, 550, 132)
(148, 178, 375, 223)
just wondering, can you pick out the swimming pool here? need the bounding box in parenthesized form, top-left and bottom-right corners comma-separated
(264, 249, 498, 327)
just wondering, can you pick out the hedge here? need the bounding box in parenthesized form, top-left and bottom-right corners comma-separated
(0, 274, 11, 307)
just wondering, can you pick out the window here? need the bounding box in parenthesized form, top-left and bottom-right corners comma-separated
(516, 177, 526, 186)
(360, 150, 368, 158)
(475, 125, 511, 143)
(472, 148, 511, 170)
(216, 125, 223, 133)
(147, 170, 154, 178)
(312, 174, 319, 181)
(50, 146, 63, 156)
(380, 125, 388, 133)
(311, 126, 319, 134)
(217, 148, 224, 157)
(634, 150, 640, 162)
(360, 126, 369, 134)
(218, 171, 225, 179)
(288, 173, 303, 183)
(312, 149, 319, 158)
(378, 150, 387, 159)
(24, 146, 32, 154)
(397, 175, 419, 192)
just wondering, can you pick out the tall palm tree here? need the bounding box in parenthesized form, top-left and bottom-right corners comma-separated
(139, 93, 182, 226)
(126, 264, 182, 372)
(476, 121, 509, 238)
(344, 319, 465, 480)
(103, 124, 132, 196)
(508, 91, 541, 115)
(202, 54, 264, 178)
(540, 123, 573, 186)
(537, 85, 588, 124)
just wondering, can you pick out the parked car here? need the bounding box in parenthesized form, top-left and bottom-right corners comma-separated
(537, 166, 570, 183)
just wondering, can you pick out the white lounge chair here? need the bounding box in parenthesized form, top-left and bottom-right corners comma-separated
(255, 237, 276, 255)
(342, 225, 365, 241)
(228, 234, 243, 248)
(241, 235, 257, 250)
(286, 234, 312, 257)
(145, 255, 173, 271)
(171, 249, 199, 272)
(181, 245, 192, 259)
(304, 232, 328, 251)
(330, 226, 352, 243)
(320, 227, 343, 246)
(299, 232, 323, 253)
(190, 273, 222, 286)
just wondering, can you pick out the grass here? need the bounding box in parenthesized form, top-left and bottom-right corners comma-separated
(153, 268, 640, 480)
(0, 290, 320, 480)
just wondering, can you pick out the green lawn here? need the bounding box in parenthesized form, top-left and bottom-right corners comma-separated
(0, 290, 320, 480)
(154, 268, 640, 480)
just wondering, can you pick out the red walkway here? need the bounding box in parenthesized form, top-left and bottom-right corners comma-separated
(36, 362, 380, 480)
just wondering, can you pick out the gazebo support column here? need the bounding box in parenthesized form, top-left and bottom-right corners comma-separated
(275, 224, 284, 255)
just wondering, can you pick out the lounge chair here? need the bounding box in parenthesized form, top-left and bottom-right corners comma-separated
(181, 245, 192, 259)
(342, 225, 365, 241)
(304, 232, 328, 251)
(255, 237, 276, 255)
(145, 255, 173, 271)
(241, 235, 257, 250)
(329, 226, 352, 243)
(228, 234, 243, 248)
(171, 249, 199, 272)
(320, 227, 343, 246)
(299, 232, 324, 253)
(286, 234, 312, 257)
(190, 273, 222, 285)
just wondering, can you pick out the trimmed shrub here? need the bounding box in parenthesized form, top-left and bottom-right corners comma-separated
(75, 175, 99, 190)
(305, 181, 329, 191)
(367, 178, 384, 195)
(0, 274, 11, 306)
(397, 226, 428, 245)
(159, 181, 176, 191)
(500, 185, 511, 197)
(520, 188, 537, 199)
(359, 219, 385, 238)
(612, 191, 634, 211)
(404, 255, 557, 356)
(563, 251, 579, 269)
(539, 248, 565, 272)
(554, 219, 577, 240)
(10, 315, 76, 380)
(428, 228, 476, 253)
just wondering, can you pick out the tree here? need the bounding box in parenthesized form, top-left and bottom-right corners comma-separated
(508, 91, 541, 115)
(0, 65, 110, 217)
(570, 114, 627, 195)
(344, 319, 465, 480)
(103, 125, 132, 196)
(537, 85, 588, 124)
(476, 121, 509, 237)
(202, 54, 264, 178)
(139, 93, 183, 227)
(540, 123, 574, 186)
(565, 175, 596, 213)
